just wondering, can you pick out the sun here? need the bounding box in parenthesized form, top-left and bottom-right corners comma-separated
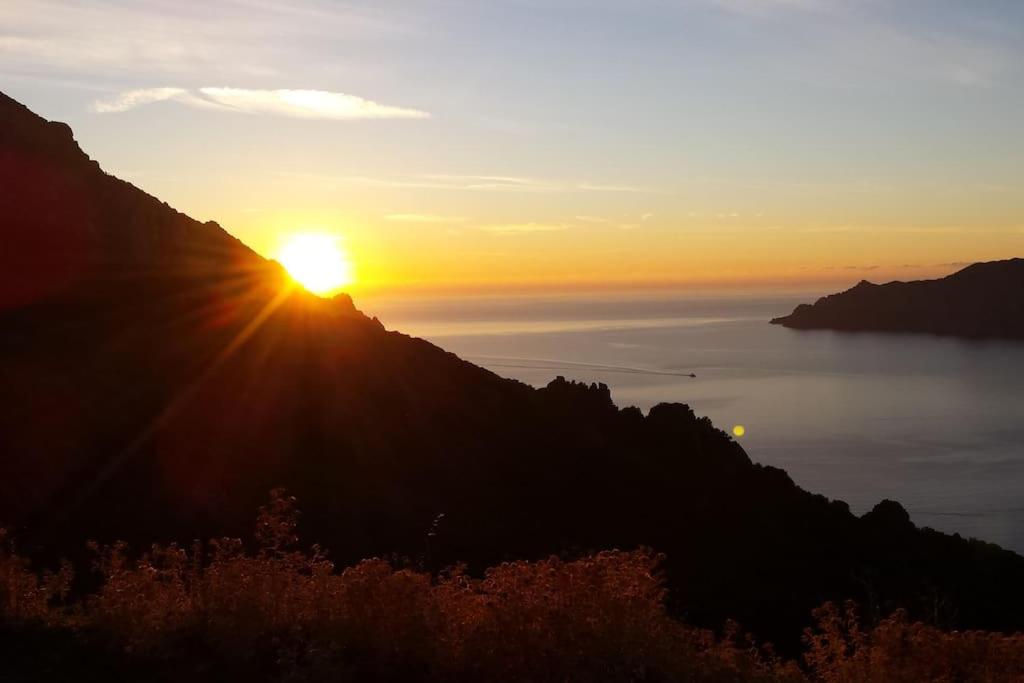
(277, 233, 354, 295)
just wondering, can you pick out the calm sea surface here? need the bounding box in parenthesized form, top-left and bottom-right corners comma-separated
(362, 292, 1024, 554)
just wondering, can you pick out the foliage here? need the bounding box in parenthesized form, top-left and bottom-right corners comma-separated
(804, 601, 1024, 682)
(0, 528, 72, 625)
(2, 493, 1023, 681)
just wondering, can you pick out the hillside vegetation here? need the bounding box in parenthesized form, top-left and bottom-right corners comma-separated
(3, 492, 1024, 682)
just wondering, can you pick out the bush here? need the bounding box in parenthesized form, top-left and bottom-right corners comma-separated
(3, 492, 1023, 681)
(72, 492, 792, 680)
(804, 602, 1024, 682)
(0, 528, 72, 625)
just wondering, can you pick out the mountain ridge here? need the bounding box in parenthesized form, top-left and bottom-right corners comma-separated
(3, 92, 1024, 651)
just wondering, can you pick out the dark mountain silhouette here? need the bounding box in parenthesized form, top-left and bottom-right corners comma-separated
(772, 260, 1024, 338)
(3, 92, 1024, 651)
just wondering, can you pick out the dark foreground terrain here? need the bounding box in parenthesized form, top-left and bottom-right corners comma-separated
(3, 91, 1024, 662)
(4, 493, 1024, 682)
(771, 259, 1024, 338)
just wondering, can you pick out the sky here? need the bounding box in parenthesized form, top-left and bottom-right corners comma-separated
(3, 0, 1023, 295)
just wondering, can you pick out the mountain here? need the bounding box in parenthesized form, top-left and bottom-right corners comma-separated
(771, 260, 1024, 338)
(3, 92, 1024, 651)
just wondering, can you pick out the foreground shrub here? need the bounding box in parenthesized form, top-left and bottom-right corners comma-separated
(75, 494, 794, 680)
(804, 602, 1024, 682)
(0, 528, 71, 625)
(3, 492, 1024, 681)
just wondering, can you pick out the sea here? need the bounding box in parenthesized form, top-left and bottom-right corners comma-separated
(361, 290, 1024, 554)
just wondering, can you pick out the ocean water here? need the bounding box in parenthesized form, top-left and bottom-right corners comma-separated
(362, 292, 1024, 554)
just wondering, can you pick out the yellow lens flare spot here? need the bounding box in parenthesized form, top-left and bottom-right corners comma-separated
(277, 233, 354, 295)
(732, 425, 746, 437)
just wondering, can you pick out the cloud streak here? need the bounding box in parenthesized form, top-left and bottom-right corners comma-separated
(0, 0, 418, 81)
(276, 172, 660, 194)
(477, 222, 568, 234)
(385, 214, 466, 223)
(91, 87, 187, 113)
(91, 87, 430, 120)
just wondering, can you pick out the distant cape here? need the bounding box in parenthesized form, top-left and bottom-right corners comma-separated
(772, 259, 1024, 339)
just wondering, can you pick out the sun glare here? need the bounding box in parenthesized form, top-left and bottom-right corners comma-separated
(277, 233, 354, 295)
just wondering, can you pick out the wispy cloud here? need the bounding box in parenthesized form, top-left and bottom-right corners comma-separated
(414, 175, 660, 193)
(477, 222, 568, 234)
(91, 87, 188, 113)
(277, 172, 659, 194)
(384, 213, 466, 223)
(819, 262, 977, 273)
(575, 183, 656, 194)
(798, 224, 1023, 235)
(0, 1, 418, 81)
(421, 174, 550, 191)
(201, 88, 429, 119)
(621, 212, 655, 229)
(572, 213, 655, 230)
(91, 87, 430, 120)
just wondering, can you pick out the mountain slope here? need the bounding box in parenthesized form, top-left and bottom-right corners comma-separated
(771, 260, 1024, 338)
(3, 92, 1024, 650)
